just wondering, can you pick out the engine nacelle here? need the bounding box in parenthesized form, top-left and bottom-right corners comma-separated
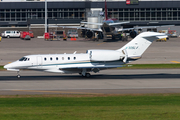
(130, 31, 137, 38)
(86, 31, 93, 38)
(87, 49, 122, 61)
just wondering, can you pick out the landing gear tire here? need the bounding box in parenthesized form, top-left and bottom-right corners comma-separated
(17, 74, 21, 78)
(85, 73, 91, 78)
(81, 73, 91, 77)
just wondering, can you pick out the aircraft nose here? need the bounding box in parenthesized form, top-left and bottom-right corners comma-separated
(4, 64, 10, 69)
(4, 62, 13, 69)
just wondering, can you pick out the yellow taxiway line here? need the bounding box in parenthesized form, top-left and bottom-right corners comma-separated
(171, 61, 180, 63)
(97, 42, 106, 46)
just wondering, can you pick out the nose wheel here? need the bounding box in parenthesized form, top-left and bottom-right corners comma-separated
(17, 71, 21, 78)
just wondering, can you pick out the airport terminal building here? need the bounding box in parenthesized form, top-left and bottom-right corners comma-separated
(0, 0, 180, 37)
(0, 0, 179, 27)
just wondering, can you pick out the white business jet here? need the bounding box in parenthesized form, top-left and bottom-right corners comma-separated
(4, 32, 167, 78)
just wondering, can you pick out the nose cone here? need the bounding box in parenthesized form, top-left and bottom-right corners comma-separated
(4, 62, 19, 71)
(4, 64, 10, 69)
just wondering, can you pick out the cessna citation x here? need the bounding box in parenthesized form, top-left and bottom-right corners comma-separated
(4, 32, 167, 78)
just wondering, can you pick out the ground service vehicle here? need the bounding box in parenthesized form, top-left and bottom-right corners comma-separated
(20, 31, 31, 40)
(44, 30, 67, 41)
(168, 30, 177, 38)
(1, 30, 20, 38)
(28, 30, 34, 38)
(67, 29, 78, 38)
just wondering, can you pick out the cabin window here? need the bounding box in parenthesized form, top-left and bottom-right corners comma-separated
(68, 57, 70, 60)
(62, 57, 64, 60)
(44, 58, 47, 61)
(50, 57, 52, 61)
(74, 57, 76, 60)
(28, 58, 30, 61)
(56, 57, 58, 60)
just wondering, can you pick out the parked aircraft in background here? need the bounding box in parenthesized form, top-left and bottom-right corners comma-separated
(4, 32, 167, 78)
(49, 0, 173, 40)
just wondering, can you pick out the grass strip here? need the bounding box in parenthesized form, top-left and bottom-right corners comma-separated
(119, 63, 180, 69)
(0, 65, 4, 70)
(0, 94, 180, 120)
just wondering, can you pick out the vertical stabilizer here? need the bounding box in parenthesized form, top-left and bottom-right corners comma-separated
(116, 32, 167, 58)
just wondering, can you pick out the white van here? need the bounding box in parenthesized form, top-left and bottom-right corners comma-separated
(67, 29, 78, 38)
(1, 30, 20, 38)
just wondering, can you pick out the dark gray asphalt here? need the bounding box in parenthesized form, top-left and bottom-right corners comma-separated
(1, 37, 180, 65)
(0, 69, 180, 95)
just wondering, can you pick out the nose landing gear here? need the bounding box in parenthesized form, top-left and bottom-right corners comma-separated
(17, 71, 21, 78)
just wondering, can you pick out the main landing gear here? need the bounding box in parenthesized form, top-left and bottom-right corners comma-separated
(80, 69, 91, 77)
(17, 71, 21, 78)
(79, 73, 91, 78)
(84, 73, 91, 78)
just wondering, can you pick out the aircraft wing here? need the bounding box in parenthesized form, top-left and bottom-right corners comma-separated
(81, 21, 130, 26)
(117, 25, 174, 32)
(109, 21, 130, 26)
(48, 25, 82, 29)
(48, 25, 102, 32)
(134, 25, 174, 29)
(81, 21, 103, 26)
(45, 65, 124, 73)
(80, 28, 102, 32)
(117, 28, 135, 32)
(59, 65, 124, 70)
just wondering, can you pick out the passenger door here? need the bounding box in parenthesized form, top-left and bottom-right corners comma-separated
(37, 56, 42, 68)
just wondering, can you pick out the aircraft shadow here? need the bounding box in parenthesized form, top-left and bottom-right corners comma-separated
(0, 73, 180, 81)
(103, 39, 120, 42)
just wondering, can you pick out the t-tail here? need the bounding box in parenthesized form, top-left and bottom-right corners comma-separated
(116, 32, 167, 60)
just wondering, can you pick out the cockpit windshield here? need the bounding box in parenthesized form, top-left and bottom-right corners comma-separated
(103, 19, 119, 24)
(19, 57, 30, 61)
(103, 20, 114, 24)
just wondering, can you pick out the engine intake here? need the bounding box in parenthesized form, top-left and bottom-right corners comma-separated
(130, 31, 137, 38)
(86, 31, 93, 38)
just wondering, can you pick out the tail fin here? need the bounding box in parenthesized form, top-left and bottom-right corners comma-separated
(117, 32, 167, 58)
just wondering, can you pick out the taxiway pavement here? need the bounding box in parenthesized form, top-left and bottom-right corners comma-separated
(0, 69, 180, 95)
(0, 37, 180, 65)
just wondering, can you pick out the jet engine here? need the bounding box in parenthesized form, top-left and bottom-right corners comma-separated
(130, 30, 138, 38)
(87, 49, 128, 62)
(86, 31, 93, 38)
